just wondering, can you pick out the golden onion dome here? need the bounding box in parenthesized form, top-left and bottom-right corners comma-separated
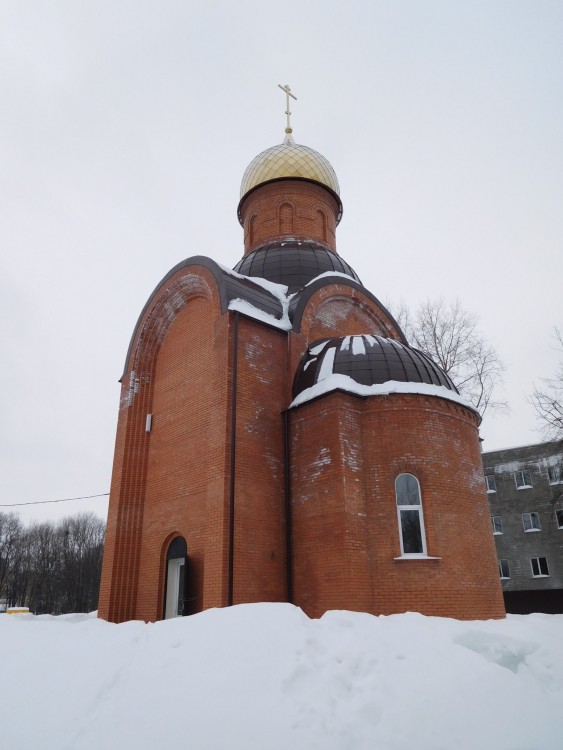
(239, 134, 340, 200)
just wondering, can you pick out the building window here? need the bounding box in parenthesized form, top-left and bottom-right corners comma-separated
(514, 470, 532, 489)
(498, 559, 510, 579)
(395, 473, 427, 555)
(548, 466, 562, 484)
(522, 512, 541, 532)
(485, 475, 496, 493)
(531, 557, 549, 577)
(491, 516, 503, 535)
(556, 509, 563, 529)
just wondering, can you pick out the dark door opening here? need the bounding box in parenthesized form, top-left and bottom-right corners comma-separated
(164, 536, 197, 619)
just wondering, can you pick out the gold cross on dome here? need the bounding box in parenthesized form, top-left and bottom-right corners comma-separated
(278, 83, 297, 134)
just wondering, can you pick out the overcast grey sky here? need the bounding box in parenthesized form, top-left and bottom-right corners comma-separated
(2, 1, 562, 524)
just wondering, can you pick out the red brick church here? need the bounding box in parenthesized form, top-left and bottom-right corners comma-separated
(98, 99, 504, 623)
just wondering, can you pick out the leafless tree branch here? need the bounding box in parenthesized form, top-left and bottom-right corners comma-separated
(391, 297, 507, 418)
(530, 328, 563, 440)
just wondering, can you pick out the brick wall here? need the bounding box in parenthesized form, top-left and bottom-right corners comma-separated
(239, 180, 340, 255)
(290, 391, 505, 620)
(229, 316, 289, 603)
(298, 284, 404, 343)
(98, 267, 230, 622)
(100, 287, 293, 621)
(134, 299, 232, 621)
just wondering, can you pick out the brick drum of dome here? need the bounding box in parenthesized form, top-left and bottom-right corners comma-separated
(239, 180, 340, 255)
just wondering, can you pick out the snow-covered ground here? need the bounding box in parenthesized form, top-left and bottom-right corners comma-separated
(1, 604, 561, 749)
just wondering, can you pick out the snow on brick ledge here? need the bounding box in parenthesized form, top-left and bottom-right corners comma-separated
(290, 373, 479, 414)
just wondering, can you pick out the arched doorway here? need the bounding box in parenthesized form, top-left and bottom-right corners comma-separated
(164, 536, 191, 619)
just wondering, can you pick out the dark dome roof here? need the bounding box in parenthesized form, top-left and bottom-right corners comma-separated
(293, 335, 458, 399)
(233, 241, 361, 294)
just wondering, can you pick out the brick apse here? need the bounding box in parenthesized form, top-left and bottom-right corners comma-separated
(98, 128, 505, 623)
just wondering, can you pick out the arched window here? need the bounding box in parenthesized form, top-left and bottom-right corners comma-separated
(164, 536, 187, 619)
(279, 202, 293, 234)
(395, 474, 427, 555)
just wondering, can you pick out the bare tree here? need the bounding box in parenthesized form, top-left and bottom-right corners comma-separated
(0, 513, 32, 609)
(58, 513, 106, 613)
(0, 511, 105, 614)
(393, 298, 507, 417)
(530, 328, 563, 440)
(0, 513, 24, 607)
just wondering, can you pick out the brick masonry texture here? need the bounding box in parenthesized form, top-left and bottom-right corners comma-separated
(290, 392, 505, 620)
(239, 180, 340, 255)
(99, 171, 505, 623)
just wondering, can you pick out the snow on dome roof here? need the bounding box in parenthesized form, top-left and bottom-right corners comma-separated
(233, 241, 360, 294)
(239, 134, 340, 202)
(293, 335, 458, 400)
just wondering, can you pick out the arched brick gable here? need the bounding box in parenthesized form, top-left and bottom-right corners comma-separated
(239, 180, 339, 254)
(99, 267, 221, 623)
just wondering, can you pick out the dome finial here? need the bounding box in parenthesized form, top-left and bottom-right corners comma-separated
(278, 83, 297, 135)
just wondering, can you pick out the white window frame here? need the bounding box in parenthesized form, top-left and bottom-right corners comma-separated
(530, 557, 549, 578)
(522, 512, 541, 532)
(498, 559, 510, 579)
(395, 473, 427, 557)
(514, 470, 533, 489)
(555, 509, 563, 529)
(548, 466, 563, 485)
(491, 516, 503, 535)
(485, 475, 497, 493)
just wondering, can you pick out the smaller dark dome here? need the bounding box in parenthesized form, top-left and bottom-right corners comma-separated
(293, 335, 458, 399)
(233, 241, 361, 294)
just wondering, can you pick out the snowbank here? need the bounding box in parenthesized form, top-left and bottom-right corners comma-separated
(1, 604, 561, 749)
